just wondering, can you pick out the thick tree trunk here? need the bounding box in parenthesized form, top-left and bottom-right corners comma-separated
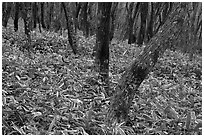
(95, 2, 112, 97)
(106, 4, 185, 124)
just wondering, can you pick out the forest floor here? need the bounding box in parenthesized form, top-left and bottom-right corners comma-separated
(2, 19, 202, 135)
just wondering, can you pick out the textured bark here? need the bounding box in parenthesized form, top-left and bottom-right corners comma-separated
(95, 2, 112, 97)
(106, 4, 185, 124)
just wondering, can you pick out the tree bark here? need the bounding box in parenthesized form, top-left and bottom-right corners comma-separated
(106, 4, 185, 124)
(95, 2, 112, 97)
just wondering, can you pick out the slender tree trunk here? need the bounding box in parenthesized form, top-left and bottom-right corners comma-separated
(106, 4, 185, 124)
(82, 2, 89, 37)
(95, 2, 112, 97)
(62, 2, 78, 55)
(40, 2, 46, 29)
(47, 2, 54, 30)
(14, 2, 20, 32)
(138, 2, 148, 46)
(2, 2, 12, 28)
(74, 2, 81, 31)
(146, 2, 154, 42)
(109, 3, 118, 41)
(32, 2, 37, 29)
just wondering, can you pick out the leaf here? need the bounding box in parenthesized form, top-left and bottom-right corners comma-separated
(48, 116, 56, 132)
(193, 122, 202, 133)
(142, 114, 152, 121)
(185, 111, 191, 131)
(164, 105, 179, 120)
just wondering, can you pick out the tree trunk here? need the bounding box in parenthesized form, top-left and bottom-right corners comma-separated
(82, 2, 89, 37)
(40, 2, 46, 29)
(138, 2, 148, 46)
(32, 2, 37, 29)
(74, 2, 81, 31)
(146, 2, 154, 42)
(62, 2, 78, 55)
(14, 2, 20, 32)
(106, 4, 185, 124)
(95, 2, 112, 97)
(47, 2, 54, 30)
(109, 3, 118, 41)
(2, 2, 12, 28)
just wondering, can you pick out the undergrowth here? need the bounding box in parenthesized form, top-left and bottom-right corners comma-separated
(2, 19, 202, 135)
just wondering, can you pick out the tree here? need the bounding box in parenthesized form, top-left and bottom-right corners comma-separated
(95, 2, 112, 97)
(106, 3, 185, 124)
(137, 2, 148, 46)
(32, 2, 37, 29)
(2, 2, 12, 28)
(109, 2, 118, 41)
(62, 2, 78, 55)
(126, 2, 139, 44)
(14, 2, 20, 32)
(40, 2, 46, 29)
(81, 2, 89, 37)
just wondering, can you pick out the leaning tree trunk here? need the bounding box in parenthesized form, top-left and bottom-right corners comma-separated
(106, 4, 185, 125)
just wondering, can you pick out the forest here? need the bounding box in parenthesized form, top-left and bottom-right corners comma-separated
(2, 2, 202, 135)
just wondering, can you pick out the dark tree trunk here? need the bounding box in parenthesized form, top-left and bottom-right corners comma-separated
(138, 2, 148, 46)
(74, 2, 81, 31)
(127, 2, 134, 44)
(95, 2, 112, 97)
(40, 2, 46, 29)
(146, 2, 154, 42)
(126, 2, 140, 44)
(106, 4, 185, 124)
(2, 2, 12, 28)
(109, 3, 118, 41)
(82, 2, 89, 37)
(62, 2, 78, 55)
(47, 2, 54, 30)
(32, 2, 37, 29)
(14, 2, 20, 32)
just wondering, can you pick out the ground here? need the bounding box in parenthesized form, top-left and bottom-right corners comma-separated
(2, 19, 202, 135)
